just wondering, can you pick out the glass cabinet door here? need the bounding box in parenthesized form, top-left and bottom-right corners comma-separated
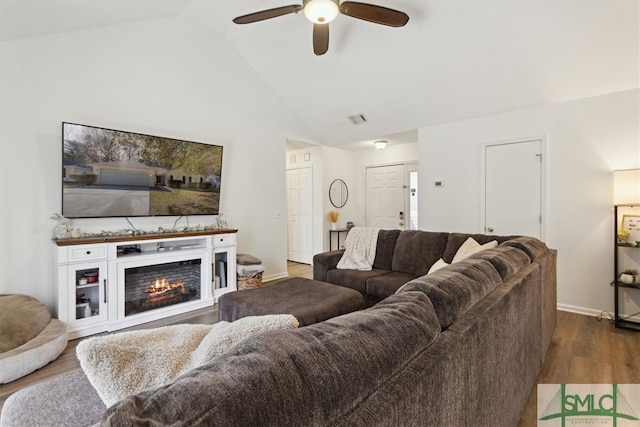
(67, 261, 108, 325)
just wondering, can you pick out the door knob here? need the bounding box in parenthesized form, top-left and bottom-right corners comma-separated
(487, 227, 494, 233)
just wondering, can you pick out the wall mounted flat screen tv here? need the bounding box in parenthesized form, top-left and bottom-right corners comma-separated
(62, 122, 223, 218)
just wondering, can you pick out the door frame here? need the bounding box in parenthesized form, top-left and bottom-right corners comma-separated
(479, 135, 547, 240)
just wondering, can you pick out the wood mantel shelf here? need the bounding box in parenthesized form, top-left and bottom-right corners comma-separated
(53, 229, 238, 246)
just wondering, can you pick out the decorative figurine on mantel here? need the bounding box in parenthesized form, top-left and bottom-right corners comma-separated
(50, 213, 71, 239)
(216, 214, 228, 229)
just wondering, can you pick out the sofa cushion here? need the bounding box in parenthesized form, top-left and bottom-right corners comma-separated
(397, 258, 503, 329)
(391, 231, 449, 276)
(468, 246, 531, 280)
(102, 292, 442, 426)
(326, 268, 389, 294)
(501, 236, 548, 262)
(442, 233, 516, 264)
(372, 229, 401, 270)
(366, 271, 417, 299)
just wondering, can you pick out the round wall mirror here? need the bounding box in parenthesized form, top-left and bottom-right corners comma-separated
(329, 179, 348, 208)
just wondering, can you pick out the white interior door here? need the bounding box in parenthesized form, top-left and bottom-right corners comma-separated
(483, 140, 542, 238)
(286, 167, 313, 263)
(286, 169, 299, 262)
(365, 164, 406, 229)
(296, 168, 313, 263)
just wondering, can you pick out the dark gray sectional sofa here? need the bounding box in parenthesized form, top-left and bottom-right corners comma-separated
(314, 230, 521, 304)
(1, 231, 556, 427)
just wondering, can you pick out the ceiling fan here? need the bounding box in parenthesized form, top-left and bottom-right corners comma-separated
(232, 0, 409, 56)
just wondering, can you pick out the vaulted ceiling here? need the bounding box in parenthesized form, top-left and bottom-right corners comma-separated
(2, 1, 638, 149)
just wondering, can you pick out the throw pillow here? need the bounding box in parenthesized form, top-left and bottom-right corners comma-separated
(427, 258, 449, 274)
(452, 237, 498, 264)
(77, 314, 298, 407)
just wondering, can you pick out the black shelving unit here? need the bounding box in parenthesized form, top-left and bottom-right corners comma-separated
(613, 204, 640, 331)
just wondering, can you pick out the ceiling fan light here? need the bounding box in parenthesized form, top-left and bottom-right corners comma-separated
(304, 0, 339, 24)
(374, 140, 387, 150)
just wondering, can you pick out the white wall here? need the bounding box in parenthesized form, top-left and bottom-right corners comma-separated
(321, 146, 357, 250)
(419, 89, 640, 316)
(0, 18, 311, 310)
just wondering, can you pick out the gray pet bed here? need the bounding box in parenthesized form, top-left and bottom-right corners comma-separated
(0, 294, 68, 383)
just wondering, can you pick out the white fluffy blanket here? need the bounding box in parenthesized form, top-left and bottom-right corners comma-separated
(76, 314, 298, 407)
(336, 226, 381, 271)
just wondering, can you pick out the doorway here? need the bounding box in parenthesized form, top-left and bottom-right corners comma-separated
(482, 139, 544, 239)
(365, 164, 410, 229)
(286, 167, 313, 264)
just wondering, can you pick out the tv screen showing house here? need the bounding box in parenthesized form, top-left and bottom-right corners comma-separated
(62, 122, 223, 218)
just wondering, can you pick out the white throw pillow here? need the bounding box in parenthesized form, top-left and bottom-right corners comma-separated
(452, 237, 498, 263)
(77, 314, 298, 407)
(428, 258, 449, 274)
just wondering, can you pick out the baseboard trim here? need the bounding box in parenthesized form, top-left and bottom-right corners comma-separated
(557, 304, 604, 317)
(262, 272, 289, 282)
(557, 303, 640, 322)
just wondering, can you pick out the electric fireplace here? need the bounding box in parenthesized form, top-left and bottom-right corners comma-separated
(124, 259, 201, 316)
(113, 246, 211, 330)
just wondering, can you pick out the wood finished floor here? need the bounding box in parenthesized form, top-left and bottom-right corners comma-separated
(1, 261, 638, 427)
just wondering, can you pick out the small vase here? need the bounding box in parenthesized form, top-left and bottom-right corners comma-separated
(331, 222, 337, 231)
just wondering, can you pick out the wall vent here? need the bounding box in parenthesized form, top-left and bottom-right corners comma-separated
(348, 114, 367, 125)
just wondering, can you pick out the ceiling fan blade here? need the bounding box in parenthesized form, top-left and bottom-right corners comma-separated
(233, 4, 303, 24)
(339, 1, 409, 27)
(313, 24, 329, 56)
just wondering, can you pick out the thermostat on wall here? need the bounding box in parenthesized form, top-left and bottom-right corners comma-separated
(435, 181, 444, 187)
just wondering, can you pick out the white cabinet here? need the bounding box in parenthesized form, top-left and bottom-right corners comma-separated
(55, 230, 238, 338)
(212, 233, 237, 300)
(57, 245, 109, 338)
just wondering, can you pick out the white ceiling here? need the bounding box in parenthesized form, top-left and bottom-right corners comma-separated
(2, 0, 638, 150)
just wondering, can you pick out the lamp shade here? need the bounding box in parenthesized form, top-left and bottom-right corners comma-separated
(613, 169, 640, 205)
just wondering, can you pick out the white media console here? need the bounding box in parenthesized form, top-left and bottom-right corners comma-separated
(54, 230, 237, 339)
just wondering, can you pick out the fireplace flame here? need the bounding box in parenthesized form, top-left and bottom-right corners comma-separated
(146, 277, 186, 296)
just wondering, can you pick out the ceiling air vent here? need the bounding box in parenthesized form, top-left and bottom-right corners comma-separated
(348, 114, 367, 125)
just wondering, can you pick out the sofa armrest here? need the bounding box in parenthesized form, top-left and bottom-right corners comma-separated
(313, 250, 344, 282)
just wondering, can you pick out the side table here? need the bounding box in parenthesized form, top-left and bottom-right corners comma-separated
(329, 228, 349, 251)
